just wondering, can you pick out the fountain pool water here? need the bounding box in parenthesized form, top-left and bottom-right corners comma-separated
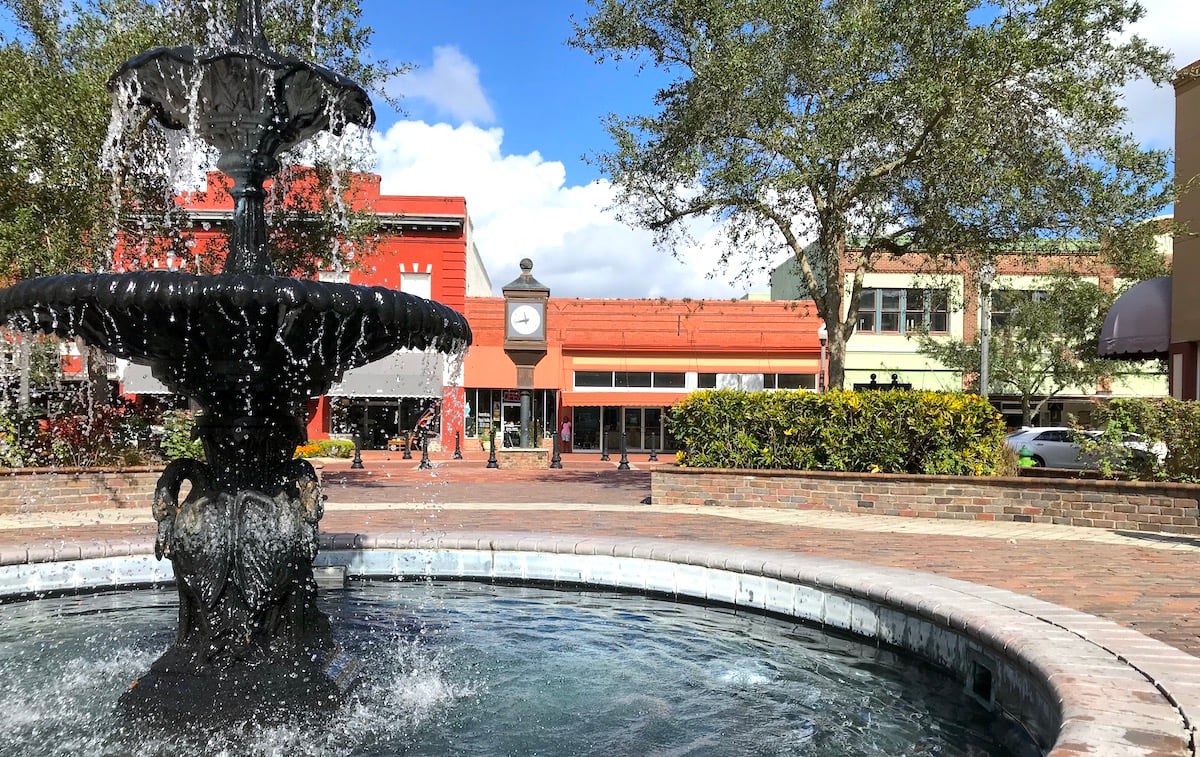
(0, 580, 1033, 756)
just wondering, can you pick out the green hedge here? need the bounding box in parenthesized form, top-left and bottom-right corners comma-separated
(668, 389, 1006, 475)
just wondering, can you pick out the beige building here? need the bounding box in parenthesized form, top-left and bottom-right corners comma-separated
(773, 241, 1169, 426)
(1169, 62, 1200, 397)
(1102, 59, 1200, 398)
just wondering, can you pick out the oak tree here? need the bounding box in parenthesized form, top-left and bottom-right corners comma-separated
(572, 0, 1174, 388)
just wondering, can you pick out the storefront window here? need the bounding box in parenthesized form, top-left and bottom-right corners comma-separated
(614, 372, 652, 388)
(568, 405, 678, 453)
(575, 371, 612, 387)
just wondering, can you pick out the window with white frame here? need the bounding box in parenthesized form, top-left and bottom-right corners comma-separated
(857, 288, 949, 334)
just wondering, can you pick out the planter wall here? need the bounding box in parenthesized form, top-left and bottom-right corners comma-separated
(652, 467, 1200, 535)
(0, 467, 161, 515)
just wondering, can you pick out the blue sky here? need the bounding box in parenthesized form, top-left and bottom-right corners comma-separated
(360, 0, 665, 188)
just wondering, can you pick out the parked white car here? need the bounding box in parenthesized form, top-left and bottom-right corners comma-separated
(1005, 427, 1166, 470)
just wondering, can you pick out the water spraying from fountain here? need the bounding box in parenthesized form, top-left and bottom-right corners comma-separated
(0, 0, 470, 723)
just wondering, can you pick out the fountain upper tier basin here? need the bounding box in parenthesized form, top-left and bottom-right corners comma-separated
(110, 40, 374, 159)
(0, 271, 471, 409)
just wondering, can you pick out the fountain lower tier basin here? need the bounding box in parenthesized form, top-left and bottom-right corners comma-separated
(0, 272, 471, 407)
(2, 536, 1194, 755)
(0, 581, 1034, 756)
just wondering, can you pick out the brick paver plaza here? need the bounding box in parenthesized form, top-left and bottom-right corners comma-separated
(2, 450, 1197, 658)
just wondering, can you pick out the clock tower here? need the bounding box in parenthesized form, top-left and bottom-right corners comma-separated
(502, 258, 549, 448)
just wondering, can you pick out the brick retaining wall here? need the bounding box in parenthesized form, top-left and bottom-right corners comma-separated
(0, 467, 161, 515)
(651, 467, 1200, 535)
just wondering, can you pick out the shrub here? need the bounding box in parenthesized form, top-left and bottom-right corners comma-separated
(1087, 398, 1200, 482)
(668, 389, 1006, 475)
(294, 439, 355, 459)
(160, 410, 205, 461)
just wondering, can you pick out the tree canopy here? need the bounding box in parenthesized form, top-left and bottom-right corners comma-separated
(0, 0, 397, 280)
(572, 0, 1175, 388)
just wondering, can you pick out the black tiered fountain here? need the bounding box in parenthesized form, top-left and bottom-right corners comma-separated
(0, 0, 470, 722)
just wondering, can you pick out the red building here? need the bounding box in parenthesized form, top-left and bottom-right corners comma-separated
(117, 171, 491, 448)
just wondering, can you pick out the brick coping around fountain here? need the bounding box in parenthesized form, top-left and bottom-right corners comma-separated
(653, 466, 1200, 536)
(0, 531, 1197, 756)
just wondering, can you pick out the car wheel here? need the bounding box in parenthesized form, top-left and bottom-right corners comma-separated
(1031, 455, 1045, 467)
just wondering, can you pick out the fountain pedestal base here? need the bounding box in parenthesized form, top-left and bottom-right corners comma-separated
(118, 644, 358, 723)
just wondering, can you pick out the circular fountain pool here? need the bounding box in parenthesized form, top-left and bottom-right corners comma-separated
(0, 581, 1032, 756)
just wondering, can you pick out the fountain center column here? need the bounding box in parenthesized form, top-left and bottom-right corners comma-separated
(218, 152, 277, 276)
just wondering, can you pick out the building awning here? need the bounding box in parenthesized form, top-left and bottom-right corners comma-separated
(1099, 276, 1171, 359)
(561, 391, 689, 407)
(327, 351, 444, 398)
(120, 363, 171, 394)
(119, 352, 445, 398)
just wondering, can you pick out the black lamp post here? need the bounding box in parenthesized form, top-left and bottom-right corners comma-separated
(979, 261, 996, 399)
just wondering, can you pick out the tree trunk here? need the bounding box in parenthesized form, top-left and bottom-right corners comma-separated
(81, 340, 110, 421)
(826, 323, 848, 390)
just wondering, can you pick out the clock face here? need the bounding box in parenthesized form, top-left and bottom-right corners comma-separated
(509, 303, 543, 336)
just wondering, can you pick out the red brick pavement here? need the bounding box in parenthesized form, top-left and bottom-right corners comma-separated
(3, 452, 1198, 657)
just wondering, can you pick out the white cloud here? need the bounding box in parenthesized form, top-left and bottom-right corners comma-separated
(1121, 0, 1200, 150)
(389, 46, 496, 125)
(372, 121, 763, 299)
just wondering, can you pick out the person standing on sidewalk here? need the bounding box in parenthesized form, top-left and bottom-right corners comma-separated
(560, 419, 572, 453)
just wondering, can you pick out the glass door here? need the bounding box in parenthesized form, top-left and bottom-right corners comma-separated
(624, 408, 644, 450)
(574, 407, 601, 451)
(644, 408, 663, 452)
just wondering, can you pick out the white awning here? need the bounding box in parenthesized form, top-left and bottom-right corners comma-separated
(327, 351, 444, 398)
(1099, 276, 1171, 359)
(119, 351, 445, 398)
(120, 362, 171, 394)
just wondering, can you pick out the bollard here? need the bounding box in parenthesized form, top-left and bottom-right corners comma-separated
(350, 437, 364, 469)
(549, 431, 563, 469)
(486, 429, 499, 469)
(453, 431, 463, 460)
(617, 432, 630, 470)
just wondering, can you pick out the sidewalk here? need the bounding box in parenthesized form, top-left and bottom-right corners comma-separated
(1, 451, 1197, 657)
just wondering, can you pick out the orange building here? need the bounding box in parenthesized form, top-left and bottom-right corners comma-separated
(463, 296, 822, 452)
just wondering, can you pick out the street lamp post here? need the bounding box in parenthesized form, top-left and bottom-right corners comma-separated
(978, 261, 996, 399)
(817, 324, 828, 392)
